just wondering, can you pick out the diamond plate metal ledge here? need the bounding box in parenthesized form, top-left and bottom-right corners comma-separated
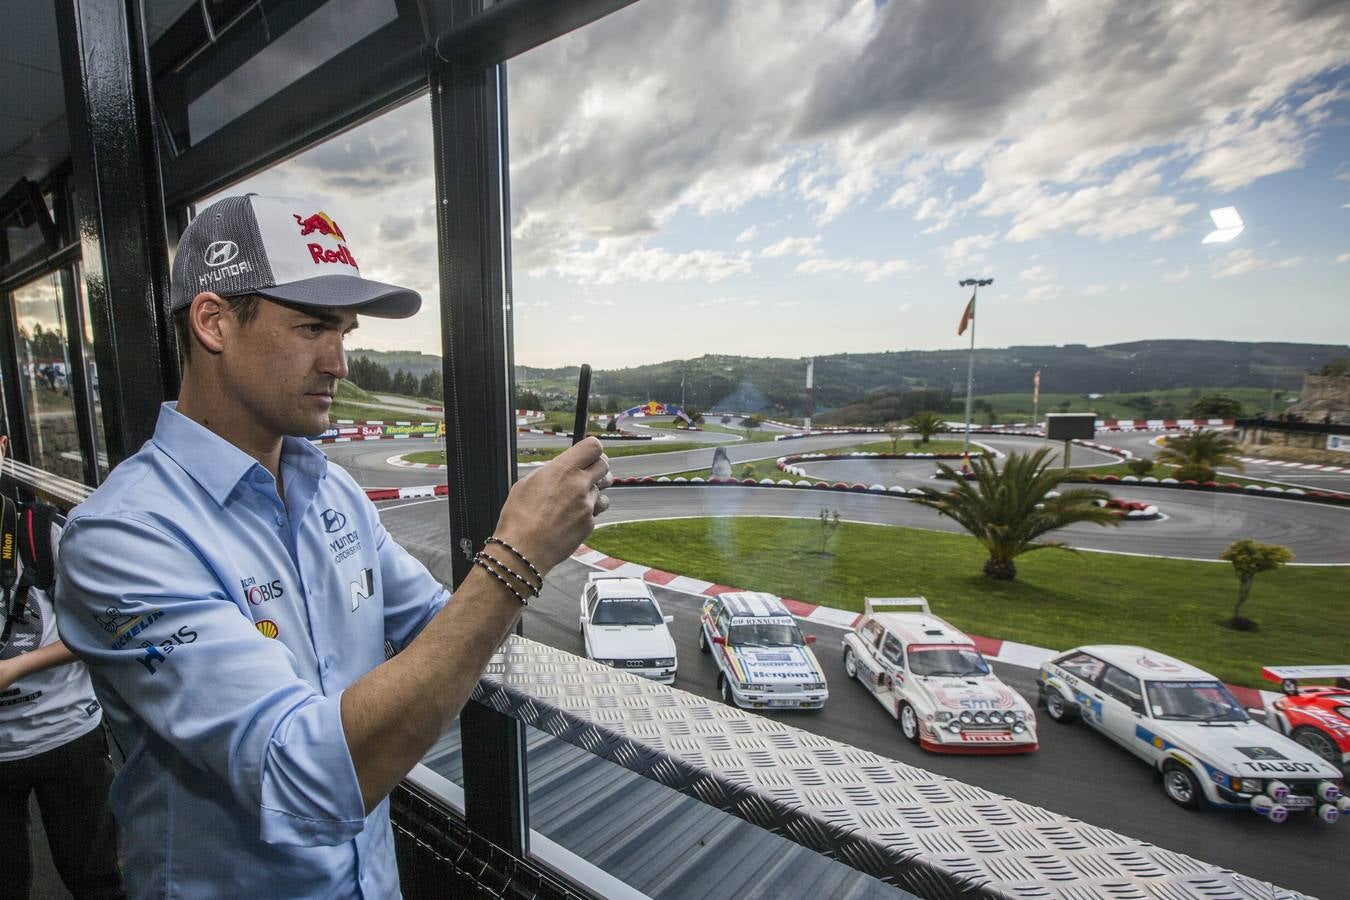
(472, 636, 1308, 900)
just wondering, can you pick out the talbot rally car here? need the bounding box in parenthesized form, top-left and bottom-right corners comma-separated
(841, 598, 1036, 753)
(579, 574, 677, 683)
(1040, 646, 1347, 822)
(1262, 664, 1350, 768)
(699, 591, 828, 709)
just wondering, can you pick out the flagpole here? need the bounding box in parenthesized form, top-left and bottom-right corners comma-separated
(958, 278, 993, 466)
(962, 289, 977, 460)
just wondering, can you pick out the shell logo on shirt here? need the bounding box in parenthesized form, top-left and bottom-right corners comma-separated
(255, 619, 279, 639)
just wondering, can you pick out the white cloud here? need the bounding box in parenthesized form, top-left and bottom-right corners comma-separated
(897, 302, 913, 313)
(1019, 265, 1052, 282)
(761, 235, 823, 258)
(525, 236, 753, 285)
(734, 225, 759, 243)
(568, 314, 586, 323)
(794, 257, 914, 282)
(1082, 283, 1109, 296)
(1026, 284, 1064, 301)
(1209, 248, 1306, 279)
(1335, 252, 1350, 264)
(940, 232, 997, 275)
(1161, 266, 1191, 283)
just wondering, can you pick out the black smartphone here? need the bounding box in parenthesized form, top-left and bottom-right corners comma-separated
(572, 364, 591, 445)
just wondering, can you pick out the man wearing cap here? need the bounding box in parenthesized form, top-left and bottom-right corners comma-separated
(55, 195, 611, 898)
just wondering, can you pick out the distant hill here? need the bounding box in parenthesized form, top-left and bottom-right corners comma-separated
(348, 349, 442, 380)
(359, 341, 1348, 417)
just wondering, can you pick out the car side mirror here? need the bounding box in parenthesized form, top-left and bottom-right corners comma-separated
(663, 615, 674, 625)
(579, 615, 587, 625)
(804, 634, 817, 645)
(712, 635, 726, 646)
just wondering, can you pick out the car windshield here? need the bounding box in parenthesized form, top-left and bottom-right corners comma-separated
(909, 647, 990, 677)
(728, 622, 803, 647)
(1146, 680, 1248, 721)
(591, 597, 663, 626)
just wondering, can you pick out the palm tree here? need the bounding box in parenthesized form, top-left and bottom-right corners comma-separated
(908, 410, 947, 444)
(1154, 430, 1244, 481)
(914, 448, 1121, 580)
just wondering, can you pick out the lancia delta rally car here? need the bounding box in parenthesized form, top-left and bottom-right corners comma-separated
(1040, 646, 1347, 822)
(1262, 664, 1350, 768)
(841, 598, 1036, 753)
(698, 591, 828, 709)
(579, 574, 677, 683)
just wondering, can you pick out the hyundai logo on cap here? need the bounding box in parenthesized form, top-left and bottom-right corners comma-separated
(204, 241, 239, 267)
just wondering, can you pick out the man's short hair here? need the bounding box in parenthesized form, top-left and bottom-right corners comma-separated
(174, 294, 263, 364)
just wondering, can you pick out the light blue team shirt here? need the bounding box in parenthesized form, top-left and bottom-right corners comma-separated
(56, 402, 449, 899)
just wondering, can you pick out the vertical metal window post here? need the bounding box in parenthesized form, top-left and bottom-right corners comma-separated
(55, 0, 179, 466)
(428, 11, 527, 856)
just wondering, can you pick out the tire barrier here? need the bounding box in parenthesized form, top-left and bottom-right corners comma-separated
(1076, 473, 1350, 506)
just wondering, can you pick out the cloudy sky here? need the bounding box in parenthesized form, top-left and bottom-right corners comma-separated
(205, 0, 1350, 368)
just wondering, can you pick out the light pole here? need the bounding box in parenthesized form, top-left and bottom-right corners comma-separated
(958, 277, 993, 465)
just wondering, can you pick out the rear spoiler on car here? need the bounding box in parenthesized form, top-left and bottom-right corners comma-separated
(1262, 664, 1350, 693)
(587, 572, 636, 584)
(864, 597, 930, 616)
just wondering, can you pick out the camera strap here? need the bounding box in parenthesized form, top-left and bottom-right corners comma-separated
(0, 495, 32, 652)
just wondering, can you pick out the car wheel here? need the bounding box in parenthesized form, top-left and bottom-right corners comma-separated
(1043, 688, 1077, 724)
(1291, 726, 1340, 765)
(718, 674, 735, 707)
(698, 627, 709, 653)
(1162, 761, 1202, 810)
(899, 702, 920, 745)
(843, 648, 858, 681)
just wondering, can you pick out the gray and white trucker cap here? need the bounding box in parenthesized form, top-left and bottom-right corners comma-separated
(169, 194, 420, 318)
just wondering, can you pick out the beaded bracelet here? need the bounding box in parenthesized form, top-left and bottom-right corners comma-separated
(485, 537, 543, 594)
(475, 549, 537, 597)
(473, 552, 527, 606)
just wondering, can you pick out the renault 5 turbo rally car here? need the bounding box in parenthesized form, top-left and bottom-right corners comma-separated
(1262, 665, 1350, 768)
(579, 574, 677, 683)
(841, 598, 1036, 753)
(698, 591, 828, 709)
(1040, 646, 1347, 822)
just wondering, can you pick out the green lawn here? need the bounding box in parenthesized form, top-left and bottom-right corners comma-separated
(639, 420, 778, 442)
(663, 438, 980, 481)
(585, 518, 1349, 688)
(401, 450, 446, 465)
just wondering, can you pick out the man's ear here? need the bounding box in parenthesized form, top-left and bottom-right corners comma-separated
(187, 293, 227, 355)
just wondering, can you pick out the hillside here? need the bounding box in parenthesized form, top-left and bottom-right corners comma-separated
(356, 341, 1347, 418)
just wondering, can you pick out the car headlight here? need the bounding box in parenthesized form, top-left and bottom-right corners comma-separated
(1000, 711, 1016, 725)
(655, 658, 675, 667)
(1012, 721, 1026, 734)
(959, 711, 973, 724)
(935, 711, 953, 723)
(973, 711, 988, 725)
(948, 720, 963, 733)
(1231, 777, 1262, 793)
(803, 681, 827, 691)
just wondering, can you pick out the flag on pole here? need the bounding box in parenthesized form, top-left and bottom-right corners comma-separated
(957, 292, 976, 336)
(1033, 370, 1041, 402)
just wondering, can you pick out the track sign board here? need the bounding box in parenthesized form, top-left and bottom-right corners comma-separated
(1045, 413, 1096, 441)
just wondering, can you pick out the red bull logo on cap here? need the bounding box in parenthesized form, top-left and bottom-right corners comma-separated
(293, 211, 346, 242)
(294, 210, 358, 269)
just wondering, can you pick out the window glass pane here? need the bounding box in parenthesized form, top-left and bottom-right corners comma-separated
(182, 0, 399, 144)
(73, 262, 108, 478)
(12, 273, 83, 481)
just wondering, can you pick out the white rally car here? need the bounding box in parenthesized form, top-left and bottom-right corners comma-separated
(841, 598, 1037, 753)
(1040, 645, 1347, 823)
(579, 574, 677, 683)
(698, 591, 828, 710)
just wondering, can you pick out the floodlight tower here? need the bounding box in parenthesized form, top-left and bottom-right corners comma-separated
(958, 277, 993, 463)
(803, 357, 814, 430)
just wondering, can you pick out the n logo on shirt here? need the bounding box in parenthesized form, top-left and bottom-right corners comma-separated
(350, 568, 373, 611)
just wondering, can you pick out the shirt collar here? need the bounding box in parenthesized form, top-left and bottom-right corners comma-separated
(152, 402, 329, 506)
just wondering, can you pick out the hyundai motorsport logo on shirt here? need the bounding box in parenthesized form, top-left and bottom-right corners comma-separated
(322, 508, 363, 563)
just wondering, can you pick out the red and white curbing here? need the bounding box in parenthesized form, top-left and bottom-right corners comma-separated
(569, 544, 1277, 711)
(363, 484, 448, 501)
(386, 454, 446, 470)
(1237, 456, 1347, 473)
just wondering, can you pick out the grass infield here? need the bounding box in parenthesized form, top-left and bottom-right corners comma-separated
(584, 517, 1349, 688)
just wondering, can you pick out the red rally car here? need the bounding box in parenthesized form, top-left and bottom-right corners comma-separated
(1263, 665, 1350, 769)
